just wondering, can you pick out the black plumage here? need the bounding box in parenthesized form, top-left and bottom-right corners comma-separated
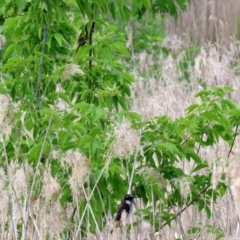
(111, 194, 138, 233)
(115, 194, 136, 222)
(76, 21, 95, 53)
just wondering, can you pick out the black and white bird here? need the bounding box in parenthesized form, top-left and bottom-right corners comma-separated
(111, 194, 138, 233)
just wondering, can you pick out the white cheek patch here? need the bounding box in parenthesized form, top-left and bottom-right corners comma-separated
(125, 200, 131, 205)
(129, 204, 133, 215)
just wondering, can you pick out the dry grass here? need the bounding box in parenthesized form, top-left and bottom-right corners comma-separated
(126, 4, 240, 237)
(128, 33, 240, 239)
(167, 0, 240, 45)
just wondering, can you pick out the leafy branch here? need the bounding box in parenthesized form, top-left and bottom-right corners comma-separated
(157, 184, 210, 232)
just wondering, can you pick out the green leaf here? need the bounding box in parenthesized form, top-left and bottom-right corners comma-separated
(176, 0, 188, 11)
(81, 89, 91, 101)
(110, 42, 130, 57)
(89, 126, 102, 137)
(58, 93, 71, 105)
(122, 72, 134, 84)
(0, 0, 6, 8)
(110, 2, 116, 20)
(187, 104, 199, 113)
(223, 86, 235, 91)
(75, 0, 92, 18)
(195, 90, 210, 98)
(16, 0, 27, 10)
(77, 45, 93, 59)
(204, 111, 221, 123)
(59, 130, 72, 146)
(38, 26, 43, 39)
(217, 183, 227, 197)
(51, 159, 62, 177)
(188, 226, 201, 234)
(126, 111, 142, 128)
(161, 46, 169, 55)
(118, 96, 127, 110)
(60, 185, 72, 205)
(90, 138, 102, 159)
(67, 0, 79, 8)
(3, 43, 17, 61)
(54, 33, 65, 47)
(28, 143, 42, 164)
(73, 102, 90, 111)
(160, 142, 180, 154)
(78, 135, 93, 149)
(11, 83, 16, 100)
(193, 162, 209, 172)
(141, 0, 151, 11)
(221, 99, 237, 111)
(135, 206, 152, 216)
(92, 107, 105, 122)
(186, 151, 201, 164)
(205, 205, 212, 219)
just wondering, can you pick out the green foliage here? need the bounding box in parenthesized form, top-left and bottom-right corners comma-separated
(0, 0, 237, 239)
(136, 0, 191, 19)
(129, 15, 167, 52)
(132, 86, 237, 232)
(188, 224, 225, 239)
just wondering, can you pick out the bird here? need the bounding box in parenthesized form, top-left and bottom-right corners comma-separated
(111, 194, 138, 233)
(76, 21, 95, 53)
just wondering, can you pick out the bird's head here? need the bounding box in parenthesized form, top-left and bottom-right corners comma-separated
(123, 194, 138, 202)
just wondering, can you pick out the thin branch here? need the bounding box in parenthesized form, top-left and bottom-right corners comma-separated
(74, 150, 113, 238)
(195, 196, 231, 239)
(88, 22, 93, 89)
(37, 20, 48, 110)
(67, 207, 77, 240)
(81, 184, 102, 239)
(128, 123, 143, 194)
(157, 184, 210, 231)
(228, 125, 238, 158)
(87, 5, 94, 103)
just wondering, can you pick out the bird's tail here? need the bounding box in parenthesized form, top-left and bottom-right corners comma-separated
(110, 221, 120, 234)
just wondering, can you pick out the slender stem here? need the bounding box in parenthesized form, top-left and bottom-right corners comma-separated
(158, 184, 210, 231)
(127, 124, 143, 194)
(88, 22, 93, 89)
(195, 196, 231, 239)
(74, 151, 113, 238)
(22, 13, 49, 239)
(37, 20, 48, 110)
(228, 125, 238, 158)
(67, 207, 77, 240)
(87, 5, 94, 104)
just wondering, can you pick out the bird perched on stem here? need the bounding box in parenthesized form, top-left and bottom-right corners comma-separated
(76, 21, 95, 53)
(111, 194, 138, 234)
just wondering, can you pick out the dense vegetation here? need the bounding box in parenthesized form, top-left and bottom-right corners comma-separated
(0, 0, 239, 239)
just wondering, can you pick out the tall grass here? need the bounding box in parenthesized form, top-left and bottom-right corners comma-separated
(129, 33, 240, 239)
(1, 2, 240, 239)
(167, 0, 240, 45)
